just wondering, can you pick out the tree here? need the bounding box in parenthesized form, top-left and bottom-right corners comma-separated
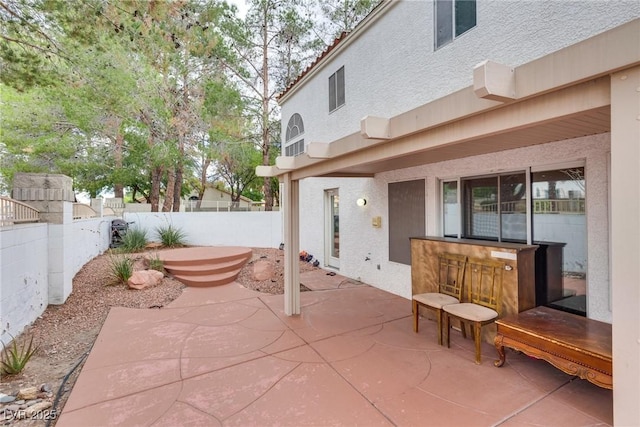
(214, 140, 262, 208)
(0, 83, 114, 196)
(315, 0, 379, 43)
(197, 78, 245, 202)
(0, 0, 67, 90)
(1, 0, 376, 207)
(92, 0, 236, 212)
(216, 0, 320, 211)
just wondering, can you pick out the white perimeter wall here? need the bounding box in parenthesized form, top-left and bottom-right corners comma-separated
(1, 210, 283, 345)
(123, 211, 283, 249)
(281, 1, 639, 146)
(299, 133, 611, 322)
(0, 223, 48, 346)
(0, 212, 112, 344)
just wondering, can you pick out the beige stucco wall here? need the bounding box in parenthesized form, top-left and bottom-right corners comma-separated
(201, 188, 251, 208)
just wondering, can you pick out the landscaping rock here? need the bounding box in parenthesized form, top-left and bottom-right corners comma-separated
(26, 398, 42, 406)
(252, 260, 274, 281)
(145, 242, 163, 250)
(16, 387, 38, 400)
(0, 395, 15, 404)
(128, 270, 164, 290)
(21, 401, 52, 419)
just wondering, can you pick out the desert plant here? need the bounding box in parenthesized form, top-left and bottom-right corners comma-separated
(1, 334, 38, 375)
(120, 227, 148, 252)
(148, 253, 165, 273)
(108, 255, 134, 284)
(155, 225, 187, 248)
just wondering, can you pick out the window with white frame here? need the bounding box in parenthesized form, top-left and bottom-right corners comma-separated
(442, 180, 460, 237)
(284, 113, 305, 157)
(435, 0, 477, 49)
(328, 66, 345, 112)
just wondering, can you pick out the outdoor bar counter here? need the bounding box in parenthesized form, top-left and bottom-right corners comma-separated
(410, 236, 538, 342)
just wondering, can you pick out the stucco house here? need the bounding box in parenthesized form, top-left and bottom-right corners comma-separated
(257, 1, 639, 423)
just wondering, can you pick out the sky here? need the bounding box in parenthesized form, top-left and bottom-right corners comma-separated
(228, 0, 248, 18)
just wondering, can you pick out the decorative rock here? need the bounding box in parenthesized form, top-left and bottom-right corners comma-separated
(40, 383, 52, 393)
(145, 242, 163, 250)
(26, 399, 42, 407)
(17, 387, 38, 400)
(21, 401, 52, 419)
(13, 400, 25, 405)
(127, 269, 164, 290)
(0, 395, 15, 404)
(252, 260, 274, 281)
(4, 405, 19, 413)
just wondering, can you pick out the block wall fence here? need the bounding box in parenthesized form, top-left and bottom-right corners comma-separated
(0, 206, 283, 345)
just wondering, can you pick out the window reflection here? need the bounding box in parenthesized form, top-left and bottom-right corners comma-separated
(532, 167, 586, 316)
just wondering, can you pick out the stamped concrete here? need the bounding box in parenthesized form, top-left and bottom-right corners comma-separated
(57, 270, 612, 426)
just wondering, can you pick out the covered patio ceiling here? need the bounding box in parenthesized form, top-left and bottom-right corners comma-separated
(275, 75, 611, 180)
(311, 105, 611, 178)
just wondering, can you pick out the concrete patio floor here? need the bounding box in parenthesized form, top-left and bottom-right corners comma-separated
(57, 270, 612, 426)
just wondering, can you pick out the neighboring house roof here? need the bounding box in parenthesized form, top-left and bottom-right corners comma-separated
(201, 185, 254, 203)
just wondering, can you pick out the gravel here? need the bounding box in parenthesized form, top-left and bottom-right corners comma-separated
(236, 247, 319, 294)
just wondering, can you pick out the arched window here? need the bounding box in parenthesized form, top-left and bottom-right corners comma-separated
(284, 113, 305, 156)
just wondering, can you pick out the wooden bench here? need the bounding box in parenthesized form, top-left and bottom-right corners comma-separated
(494, 306, 612, 389)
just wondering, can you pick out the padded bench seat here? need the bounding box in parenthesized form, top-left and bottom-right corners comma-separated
(494, 305, 612, 389)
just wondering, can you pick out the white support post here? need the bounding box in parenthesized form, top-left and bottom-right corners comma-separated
(283, 173, 300, 315)
(610, 65, 640, 426)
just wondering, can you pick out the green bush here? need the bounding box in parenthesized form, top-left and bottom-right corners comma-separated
(156, 225, 187, 248)
(148, 253, 165, 273)
(1, 334, 38, 376)
(120, 227, 148, 252)
(108, 255, 134, 284)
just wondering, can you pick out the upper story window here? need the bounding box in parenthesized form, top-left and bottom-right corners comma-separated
(284, 113, 305, 157)
(329, 66, 345, 112)
(435, 0, 477, 49)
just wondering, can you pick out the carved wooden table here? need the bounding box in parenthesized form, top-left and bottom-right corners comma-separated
(494, 306, 612, 389)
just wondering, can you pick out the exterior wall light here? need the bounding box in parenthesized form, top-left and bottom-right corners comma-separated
(356, 198, 367, 207)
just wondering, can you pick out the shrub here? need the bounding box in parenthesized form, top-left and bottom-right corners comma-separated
(108, 255, 134, 284)
(120, 227, 148, 252)
(156, 225, 187, 248)
(1, 335, 38, 376)
(148, 253, 165, 273)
